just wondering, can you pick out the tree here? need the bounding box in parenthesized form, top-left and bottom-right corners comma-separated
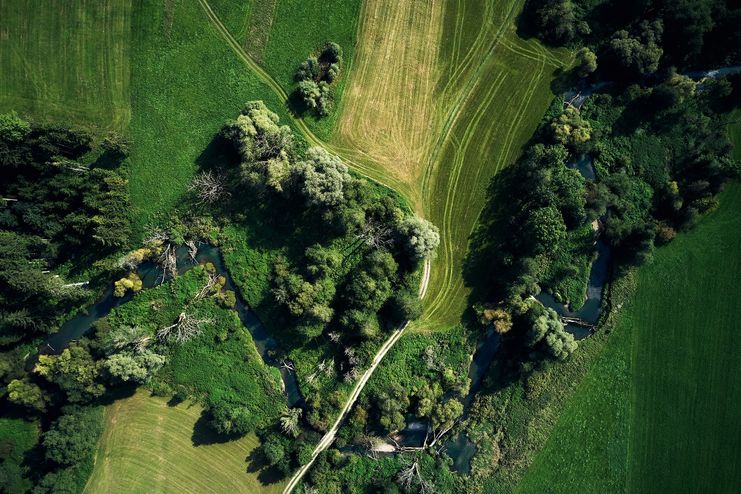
(526, 206, 567, 252)
(386, 290, 423, 325)
(113, 272, 143, 297)
(528, 306, 578, 360)
(7, 378, 48, 412)
(474, 304, 513, 333)
(414, 382, 442, 417)
(43, 406, 103, 466)
(103, 350, 165, 383)
(295, 147, 352, 208)
(221, 101, 294, 194)
(280, 407, 303, 438)
(551, 106, 591, 146)
(396, 216, 440, 262)
(0, 111, 30, 143)
(574, 47, 597, 78)
(35, 345, 104, 403)
(189, 171, 229, 204)
(298, 80, 323, 110)
(607, 22, 663, 77)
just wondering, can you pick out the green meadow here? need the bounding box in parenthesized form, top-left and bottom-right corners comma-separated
(0, 0, 131, 132)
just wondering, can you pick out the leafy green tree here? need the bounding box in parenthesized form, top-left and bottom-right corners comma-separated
(103, 350, 165, 383)
(295, 147, 352, 208)
(396, 216, 440, 262)
(43, 406, 103, 466)
(526, 206, 567, 252)
(551, 106, 591, 146)
(221, 101, 294, 194)
(574, 47, 597, 78)
(0, 111, 30, 143)
(7, 378, 49, 412)
(35, 345, 104, 403)
(414, 382, 442, 417)
(431, 398, 463, 432)
(385, 290, 423, 325)
(607, 22, 663, 76)
(296, 56, 320, 81)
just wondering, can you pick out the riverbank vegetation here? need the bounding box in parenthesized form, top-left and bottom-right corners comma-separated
(518, 184, 741, 493)
(453, 0, 741, 491)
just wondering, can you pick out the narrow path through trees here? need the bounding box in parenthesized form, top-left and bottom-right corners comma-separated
(282, 259, 431, 494)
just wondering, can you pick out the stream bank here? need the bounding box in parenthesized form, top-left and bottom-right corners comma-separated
(40, 244, 303, 408)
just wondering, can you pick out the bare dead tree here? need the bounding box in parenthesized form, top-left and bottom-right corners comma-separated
(185, 240, 199, 263)
(158, 243, 177, 282)
(193, 272, 219, 301)
(355, 220, 392, 250)
(158, 312, 211, 343)
(189, 171, 229, 204)
(279, 359, 295, 372)
(395, 461, 432, 494)
(327, 331, 341, 343)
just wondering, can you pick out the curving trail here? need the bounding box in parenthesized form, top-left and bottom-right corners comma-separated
(197, 0, 570, 491)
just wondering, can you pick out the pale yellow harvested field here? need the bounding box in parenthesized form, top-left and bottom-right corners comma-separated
(333, 0, 572, 326)
(335, 0, 444, 210)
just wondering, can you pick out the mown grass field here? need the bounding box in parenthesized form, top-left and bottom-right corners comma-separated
(85, 390, 285, 494)
(516, 184, 741, 493)
(207, 0, 362, 140)
(0, 0, 131, 132)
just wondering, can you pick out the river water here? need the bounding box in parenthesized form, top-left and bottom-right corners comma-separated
(41, 244, 303, 408)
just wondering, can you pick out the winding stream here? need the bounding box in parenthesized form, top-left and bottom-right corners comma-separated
(41, 244, 303, 408)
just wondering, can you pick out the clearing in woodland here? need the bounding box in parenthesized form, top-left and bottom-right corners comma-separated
(84, 390, 285, 494)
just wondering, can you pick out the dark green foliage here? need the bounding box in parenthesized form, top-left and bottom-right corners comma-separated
(43, 406, 103, 467)
(0, 418, 38, 493)
(0, 232, 90, 343)
(35, 343, 105, 404)
(523, 0, 741, 74)
(0, 116, 131, 345)
(34, 406, 103, 494)
(294, 42, 344, 117)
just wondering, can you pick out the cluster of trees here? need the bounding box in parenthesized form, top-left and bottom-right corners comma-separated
(0, 113, 132, 345)
(294, 42, 343, 117)
(0, 114, 156, 491)
(221, 101, 437, 348)
(467, 17, 739, 371)
(524, 0, 741, 76)
(217, 101, 440, 472)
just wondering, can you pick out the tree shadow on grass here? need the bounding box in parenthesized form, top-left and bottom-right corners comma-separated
(245, 448, 285, 485)
(191, 410, 241, 446)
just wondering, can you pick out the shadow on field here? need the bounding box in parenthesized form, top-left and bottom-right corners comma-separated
(191, 410, 240, 446)
(245, 448, 285, 484)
